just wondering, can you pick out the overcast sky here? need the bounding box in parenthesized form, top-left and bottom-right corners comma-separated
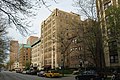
(7, 0, 78, 44)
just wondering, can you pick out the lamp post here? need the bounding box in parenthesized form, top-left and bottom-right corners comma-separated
(79, 59, 83, 66)
(61, 52, 65, 77)
(79, 59, 83, 71)
(84, 61, 88, 71)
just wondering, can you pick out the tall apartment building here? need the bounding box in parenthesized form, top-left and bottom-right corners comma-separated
(10, 40, 19, 70)
(96, 0, 120, 67)
(27, 36, 38, 45)
(41, 9, 83, 69)
(19, 44, 31, 70)
(31, 39, 43, 70)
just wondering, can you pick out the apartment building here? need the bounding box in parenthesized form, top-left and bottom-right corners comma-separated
(13, 61, 20, 70)
(19, 44, 31, 70)
(27, 36, 39, 45)
(10, 40, 19, 70)
(41, 8, 84, 69)
(31, 39, 43, 70)
(96, 0, 120, 67)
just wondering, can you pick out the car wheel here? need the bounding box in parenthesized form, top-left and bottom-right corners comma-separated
(50, 75, 52, 78)
(45, 75, 47, 77)
(76, 77, 79, 80)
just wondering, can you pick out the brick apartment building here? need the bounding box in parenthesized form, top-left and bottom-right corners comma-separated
(19, 44, 31, 70)
(10, 40, 19, 70)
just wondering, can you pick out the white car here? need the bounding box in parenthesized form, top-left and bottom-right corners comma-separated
(22, 70, 26, 74)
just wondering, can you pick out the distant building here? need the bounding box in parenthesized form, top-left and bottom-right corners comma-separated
(19, 44, 31, 70)
(10, 40, 19, 70)
(27, 36, 38, 45)
(13, 61, 20, 70)
(31, 39, 43, 70)
(96, 0, 120, 67)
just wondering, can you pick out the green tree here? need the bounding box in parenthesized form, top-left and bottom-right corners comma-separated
(25, 61, 31, 70)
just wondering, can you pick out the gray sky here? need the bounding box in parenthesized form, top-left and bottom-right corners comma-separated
(7, 0, 78, 44)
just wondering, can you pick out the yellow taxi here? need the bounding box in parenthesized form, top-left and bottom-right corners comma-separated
(44, 70, 61, 78)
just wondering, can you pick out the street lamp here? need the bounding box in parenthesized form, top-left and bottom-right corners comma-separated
(84, 61, 88, 71)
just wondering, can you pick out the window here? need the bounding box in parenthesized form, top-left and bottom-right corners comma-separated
(53, 20, 55, 25)
(66, 33, 68, 36)
(53, 46, 55, 51)
(108, 40, 117, 54)
(107, 28, 111, 36)
(104, 1, 112, 10)
(72, 39, 75, 43)
(75, 39, 77, 43)
(79, 46, 82, 51)
(70, 48, 73, 51)
(105, 16, 109, 23)
(74, 48, 77, 51)
(110, 55, 118, 63)
(53, 32, 55, 37)
(53, 26, 56, 31)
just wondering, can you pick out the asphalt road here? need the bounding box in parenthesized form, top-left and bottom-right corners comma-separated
(0, 71, 76, 80)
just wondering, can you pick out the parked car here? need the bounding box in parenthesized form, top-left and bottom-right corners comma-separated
(16, 69, 22, 73)
(30, 69, 38, 75)
(26, 70, 31, 74)
(22, 70, 26, 74)
(75, 70, 100, 80)
(72, 70, 80, 75)
(26, 69, 38, 75)
(44, 70, 61, 78)
(37, 71, 46, 77)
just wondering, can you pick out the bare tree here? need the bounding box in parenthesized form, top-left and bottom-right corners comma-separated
(73, 0, 105, 68)
(0, 0, 57, 64)
(0, 0, 57, 36)
(0, 20, 9, 64)
(52, 27, 75, 76)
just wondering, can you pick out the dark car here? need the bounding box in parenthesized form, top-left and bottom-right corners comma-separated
(75, 70, 100, 80)
(37, 71, 46, 77)
(26, 70, 31, 74)
(26, 69, 38, 75)
(16, 69, 22, 73)
(30, 70, 38, 75)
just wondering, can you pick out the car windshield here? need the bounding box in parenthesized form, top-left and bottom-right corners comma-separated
(40, 71, 44, 73)
(50, 71, 58, 73)
(82, 70, 96, 75)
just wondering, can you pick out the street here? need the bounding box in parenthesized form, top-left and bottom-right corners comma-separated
(0, 71, 76, 80)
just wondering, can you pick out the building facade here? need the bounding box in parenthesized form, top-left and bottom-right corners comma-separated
(31, 39, 43, 70)
(96, 0, 120, 67)
(10, 40, 19, 70)
(41, 9, 84, 69)
(27, 36, 38, 45)
(19, 44, 31, 70)
(13, 61, 20, 70)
